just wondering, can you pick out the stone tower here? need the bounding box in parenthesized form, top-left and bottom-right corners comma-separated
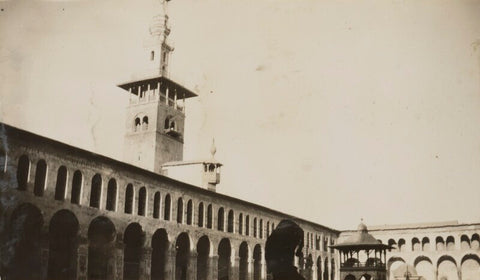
(118, 0, 197, 174)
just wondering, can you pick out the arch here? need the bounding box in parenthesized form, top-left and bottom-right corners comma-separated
(460, 234, 471, 250)
(151, 229, 169, 280)
(186, 199, 193, 225)
(239, 242, 249, 280)
(138, 187, 147, 216)
(142, 116, 148, 130)
(227, 210, 234, 233)
(16, 154, 30, 190)
(217, 207, 225, 231)
(207, 204, 213, 228)
(266, 221, 270, 237)
(437, 255, 458, 280)
(125, 184, 134, 214)
(88, 216, 116, 280)
(89, 174, 102, 208)
(323, 256, 329, 280)
(153, 192, 161, 219)
(398, 238, 406, 252)
(71, 170, 83, 204)
(472, 233, 480, 249)
(218, 238, 231, 280)
(6, 203, 43, 280)
(415, 256, 434, 280)
(54, 165, 68, 200)
(388, 238, 397, 252)
(164, 194, 171, 220)
(198, 202, 204, 227)
(48, 210, 79, 280)
(446, 235, 455, 251)
(124, 223, 144, 280)
(253, 217, 258, 238)
(461, 254, 480, 280)
(245, 215, 250, 236)
(422, 237, 430, 251)
(388, 257, 406, 279)
(412, 237, 421, 251)
(106, 178, 117, 211)
(253, 244, 262, 280)
(177, 197, 184, 223)
(175, 232, 190, 280)
(414, 255, 433, 267)
(259, 219, 264, 239)
(197, 236, 211, 280)
(238, 213, 243, 235)
(33, 159, 47, 196)
(436, 236, 445, 251)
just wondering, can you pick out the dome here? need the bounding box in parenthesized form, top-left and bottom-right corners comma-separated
(357, 222, 368, 232)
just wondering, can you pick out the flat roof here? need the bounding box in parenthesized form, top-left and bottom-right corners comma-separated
(118, 75, 197, 99)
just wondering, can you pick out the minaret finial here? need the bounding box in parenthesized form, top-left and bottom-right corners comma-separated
(210, 138, 217, 158)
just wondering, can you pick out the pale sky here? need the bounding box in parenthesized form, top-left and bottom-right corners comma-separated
(1, 0, 480, 230)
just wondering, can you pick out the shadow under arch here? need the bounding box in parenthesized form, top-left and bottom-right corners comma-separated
(461, 254, 480, 266)
(151, 228, 169, 280)
(87, 216, 116, 280)
(197, 235, 211, 280)
(437, 255, 457, 268)
(414, 255, 433, 267)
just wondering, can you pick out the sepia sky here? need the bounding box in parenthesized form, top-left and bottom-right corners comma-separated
(1, 0, 480, 230)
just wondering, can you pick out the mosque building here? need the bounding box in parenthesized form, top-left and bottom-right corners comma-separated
(0, 1, 479, 280)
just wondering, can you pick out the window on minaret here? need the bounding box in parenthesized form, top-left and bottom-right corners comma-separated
(150, 51, 154, 61)
(134, 118, 141, 132)
(142, 116, 148, 131)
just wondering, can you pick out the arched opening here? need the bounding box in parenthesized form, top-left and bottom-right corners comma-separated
(239, 242, 249, 280)
(124, 223, 144, 280)
(197, 236, 210, 280)
(89, 174, 102, 208)
(175, 232, 190, 280)
(388, 257, 406, 280)
(54, 165, 68, 200)
(253, 244, 262, 280)
(398, 239, 406, 252)
(125, 184, 134, 214)
(412, 237, 420, 251)
(461, 254, 480, 280)
(331, 258, 335, 280)
(253, 217, 258, 238)
(414, 256, 434, 280)
(266, 221, 270, 237)
(259, 219, 264, 239)
(436, 236, 445, 251)
(151, 229, 169, 280)
(177, 198, 184, 223)
(0, 147, 6, 173)
(446, 236, 455, 251)
(437, 255, 458, 280)
(345, 274, 356, 280)
(304, 254, 313, 280)
(207, 204, 213, 228)
(218, 238, 231, 280)
(186, 199, 193, 225)
(227, 210, 234, 233)
(472, 234, 480, 249)
(16, 155, 30, 190)
(217, 207, 225, 231)
(198, 202, 204, 227)
(323, 257, 329, 280)
(138, 187, 146, 216)
(134, 118, 141, 132)
(422, 237, 430, 251)
(164, 194, 171, 220)
(153, 192, 161, 219)
(48, 210, 79, 280)
(238, 213, 243, 235)
(88, 216, 116, 280)
(6, 204, 43, 280)
(245, 215, 250, 236)
(316, 257, 322, 280)
(33, 159, 47, 196)
(460, 235, 471, 250)
(142, 116, 148, 130)
(164, 117, 170, 129)
(71, 170, 82, 204)
(106, 178, 117, 211)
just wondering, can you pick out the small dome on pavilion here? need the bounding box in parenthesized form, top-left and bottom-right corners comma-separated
(357, 221, 368, 232)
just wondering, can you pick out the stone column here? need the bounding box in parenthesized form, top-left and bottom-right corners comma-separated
(247, 258, 254, 280)
(188, 252, 198, 280)
(230, 256, 240, 280)
(40, 237, 49, 279)
(141, 247, 152, 280)
(77, 242, 88, 280)
(210, 255, 219, 280)
(261, 259, 267, 280)
(110, 246, 121, 280)
(166, 248, 176, 280)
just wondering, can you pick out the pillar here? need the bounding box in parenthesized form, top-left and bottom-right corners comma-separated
(247, 258, 254, 280)
(112, 245, 122, 280)
(141, 247, 152, 280)
(77, 242, 88, 280)
(41, 237, 49, 279)
(188, 252, 198, 280)
(231, 256, 240, 280)
(210, 255, 218, 280)
(166, 247, 176, 280)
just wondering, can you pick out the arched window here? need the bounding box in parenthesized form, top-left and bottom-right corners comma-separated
(71, 170, 82, 204)
(207, 204, 213, 228)
(422, 237, 430, 251)
(54, 166, 68, 200)
(138, 187, 146, 216)
(186, 200, 193, 225)
(412, 237, 420, 251)
(436, 236, 445, 250)
(460, 235, 470, 250)
(227, 210, 234, 233)
(33, 159, 47, 196)
(89, 174, 102, 208)
(164, 117, 170, 130)
(253, 218, 258, 238)
(153, 192, 161, 219)
(134, 118, 141, 132)
(17, 155, 30, 190)
(238, 213, 243, 235)
(266, 221, 270, 237)
(198, 202, 204, 227)
(177, 198, 184, 223)
(164, 194, 171, 220)
(125, 184, 134, 214)
(150, 51, 155, 61)
(398, 239, 405, 252)
(106, 179, 117, 211)
(0, 147, 6, 173)
(142, 116, 148, 131)
(259, 219, 263, 239)
(217, 207, 225, 231)
(388, 239, 397, 252)
(245, 215, 250, 236)
(446, 236, 455, 251)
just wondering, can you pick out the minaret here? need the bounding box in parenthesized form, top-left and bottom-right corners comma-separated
(118, 0, 197, 174)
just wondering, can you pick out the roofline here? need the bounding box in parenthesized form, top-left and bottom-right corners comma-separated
(341, 222, 480, 233)
(1, 122, 339, 234)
